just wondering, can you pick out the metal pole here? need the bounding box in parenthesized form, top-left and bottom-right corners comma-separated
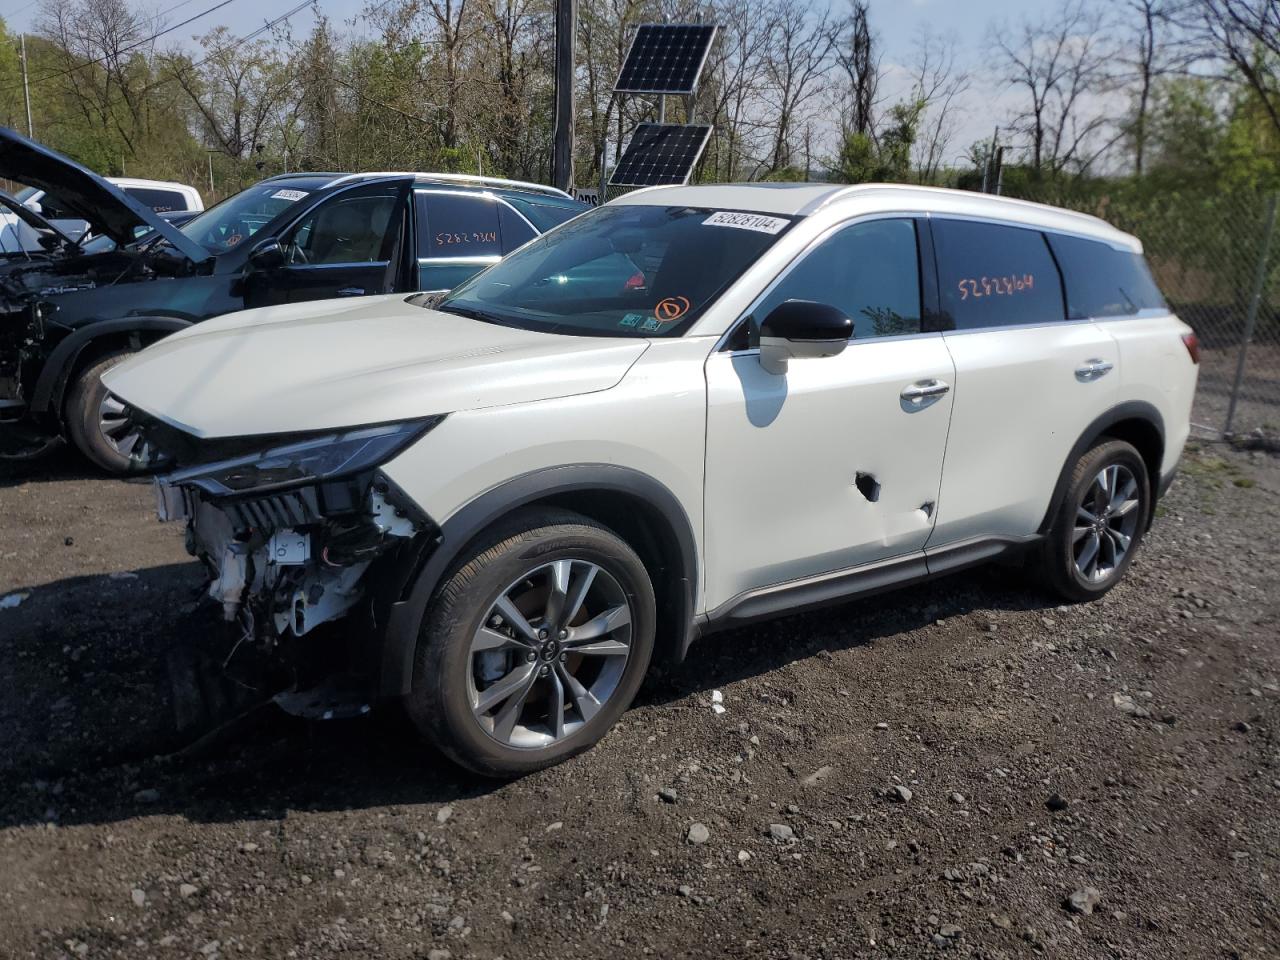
(980, 126, 997, 194)
(550, 0, 577, 192)
(994, 146, 1005, 195)
(20, 34, 34, 138)
(658, 95, 665, 124)
(1225, 193, 1278, 436)
(207, 153, 214, 195)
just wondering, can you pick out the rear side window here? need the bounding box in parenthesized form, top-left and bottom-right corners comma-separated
(933, 219, 1065, 330)
(416, 192, 502, 258)
(1045, 233, 1167, 318)
(126, 187, 189, 212)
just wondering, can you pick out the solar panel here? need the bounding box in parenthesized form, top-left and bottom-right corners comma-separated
(614, 24, 717, 95)
(609, 123, 713, 187)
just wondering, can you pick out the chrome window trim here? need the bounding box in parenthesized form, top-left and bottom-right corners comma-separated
(280, 259, 392, 271)
(417, 255, 502, 266)
(714, 211, 928, 354)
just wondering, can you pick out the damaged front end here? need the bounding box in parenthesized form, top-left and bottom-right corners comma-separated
(145, 416, 442, 716)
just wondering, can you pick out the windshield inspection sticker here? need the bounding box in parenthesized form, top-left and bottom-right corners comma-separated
(619, 313, 645, 328)
(270, 188, 309, 202)
(703, 211, 789, 234)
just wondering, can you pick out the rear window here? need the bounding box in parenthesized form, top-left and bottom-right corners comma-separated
(933, 219, 1065, 330)
(125, 187, 190, 213)
(1045, 233, 1167, 318)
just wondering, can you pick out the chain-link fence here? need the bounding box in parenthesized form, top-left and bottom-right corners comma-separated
(1007, 184, 1280, 440)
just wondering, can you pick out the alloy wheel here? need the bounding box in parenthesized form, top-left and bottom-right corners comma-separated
(468, 559, 632, 749)
(98, 392, 150, 464)
(1073, 463, 1142, 583)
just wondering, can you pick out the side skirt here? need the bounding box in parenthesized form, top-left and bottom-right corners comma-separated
(699, 534, 1042, 634)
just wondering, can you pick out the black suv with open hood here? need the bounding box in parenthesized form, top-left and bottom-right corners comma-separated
(0, 127, 587, 472)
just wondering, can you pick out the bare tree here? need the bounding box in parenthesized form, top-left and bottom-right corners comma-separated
(992, 0, 1117, 177)
(835, 0, 876, 137)
(907, 27, 969, 183)
(1179, 0, 1280, 137)
(765, 0, 838, 173)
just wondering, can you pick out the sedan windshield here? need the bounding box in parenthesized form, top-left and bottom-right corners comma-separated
(179, 178, 331, 255)
(435, 204, 795, 337)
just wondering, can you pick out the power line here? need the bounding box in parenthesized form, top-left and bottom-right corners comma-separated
(18, 0, 239, 91)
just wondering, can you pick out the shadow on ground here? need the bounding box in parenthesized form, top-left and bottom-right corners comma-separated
(0, 547, 1054, 831)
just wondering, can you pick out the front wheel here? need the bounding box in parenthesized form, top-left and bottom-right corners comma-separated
(405, 508, 656, 778)
(65, 350, 150, 474)
(1040, 438, 1151, 602)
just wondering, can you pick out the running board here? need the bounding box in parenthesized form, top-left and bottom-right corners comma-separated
(702, 535, 1041, 631)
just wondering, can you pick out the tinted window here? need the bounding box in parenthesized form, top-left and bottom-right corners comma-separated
(284, 193, 397, 265)
(503, 195, 587, 232)
(125, 187, 190, 212)
(1046, 233, 1167, 318)
(498, 204, 536, 250)
(181, 179, 329, 255)
(934, 219, 1065, 329)
(417, 192, 501, 258)
(755, 218, 922, 339)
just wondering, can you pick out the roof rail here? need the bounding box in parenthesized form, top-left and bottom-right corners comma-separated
(322, 171, 574, 199)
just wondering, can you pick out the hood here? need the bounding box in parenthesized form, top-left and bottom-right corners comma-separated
(0, 190, 76, 252)
(0, 127, 208, 262)
(103, 294, 649, 438)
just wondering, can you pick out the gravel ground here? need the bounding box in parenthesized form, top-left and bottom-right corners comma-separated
(0, 440, 1277, 960)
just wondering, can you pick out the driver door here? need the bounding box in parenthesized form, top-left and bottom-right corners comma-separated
(702, 217, 956, 612)
(246, 182, 411, 308)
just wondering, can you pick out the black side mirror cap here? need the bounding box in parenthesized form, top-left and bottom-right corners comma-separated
(758, 300, 852, 374)
(248, 238, 285, 270)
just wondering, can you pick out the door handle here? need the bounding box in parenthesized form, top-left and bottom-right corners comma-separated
(1075, 359, 1114, 382)
(900, 379, 951, 407)
(337, 286, 365, 297)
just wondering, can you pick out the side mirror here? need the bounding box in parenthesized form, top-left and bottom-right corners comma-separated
(248, 238, 285, 271)
(756, 300, 852, 375)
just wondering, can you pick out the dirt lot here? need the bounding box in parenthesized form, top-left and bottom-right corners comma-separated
(1, 440, 1277, 960)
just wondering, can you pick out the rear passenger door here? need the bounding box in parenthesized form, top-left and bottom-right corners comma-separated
(415, 190, 534, 293)
(926, 218, 1120, 547)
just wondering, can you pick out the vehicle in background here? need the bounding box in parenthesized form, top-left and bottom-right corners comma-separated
(0, 127, 587, 471)
(103, 182, 1198, 777)
(6, 177, 204, 245)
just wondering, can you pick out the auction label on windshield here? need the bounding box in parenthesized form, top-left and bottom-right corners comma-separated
(270, 188, 309, 202)
(703, 211, 789, 234)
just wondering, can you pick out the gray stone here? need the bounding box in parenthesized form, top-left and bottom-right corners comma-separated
(802, 766, 833, 787)
(1066, 886, 1102, 915)
(889, 785, 913, 803)
(133, 788, 160, 804)
(130, 888, 145, 908)
(768, 823, 795, 842)
(687, 823, 710, 844)
(657, 787, 678, 804)
(179, 883, 198, 898)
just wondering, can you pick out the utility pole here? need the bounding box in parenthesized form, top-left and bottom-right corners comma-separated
(20, 34, 34, 139)
(551, 0, 576, 193)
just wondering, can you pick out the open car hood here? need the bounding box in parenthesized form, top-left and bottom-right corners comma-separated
(0, 127, 209, 262)
(102, 294, 650, 438)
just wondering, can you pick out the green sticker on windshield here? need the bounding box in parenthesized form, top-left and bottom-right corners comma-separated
(619, 313, 645, 328)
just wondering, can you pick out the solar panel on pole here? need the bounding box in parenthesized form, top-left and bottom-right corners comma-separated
(608, 123, 713, 187)
(613, 24, 717, 95)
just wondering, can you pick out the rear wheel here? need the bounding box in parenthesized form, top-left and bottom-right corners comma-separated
(65, 350, 151, 474)
(1041, 439, 1150, 601)
(405, 508, 656, 778)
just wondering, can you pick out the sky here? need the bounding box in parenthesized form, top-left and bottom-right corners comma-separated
(0, 0, 1072, 167)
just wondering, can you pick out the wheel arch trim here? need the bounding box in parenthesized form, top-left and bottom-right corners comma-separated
(31, 316, 194, 415)
(1037, 400, 1166, 535)
(379, 463, 700, 697)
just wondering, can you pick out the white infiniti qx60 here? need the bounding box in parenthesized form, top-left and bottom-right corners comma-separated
(104, 183, 1199, 776)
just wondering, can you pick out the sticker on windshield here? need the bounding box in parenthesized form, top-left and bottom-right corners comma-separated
(270, 188, 309, 202)
(654, 296, 690, 321)
(619, 313, 645, 328)
(641, 318, 662, 332)
(703, 211, 789, 234)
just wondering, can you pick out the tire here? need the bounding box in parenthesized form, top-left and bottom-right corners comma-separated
(1040, 438, 1151, 602)
(405, 508, 656, 778)
(65, 350, 147, 474)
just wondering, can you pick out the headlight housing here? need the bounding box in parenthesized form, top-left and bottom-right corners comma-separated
(163, 418, 441, 497)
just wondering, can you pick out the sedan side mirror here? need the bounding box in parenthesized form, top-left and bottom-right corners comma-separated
(756, 300, 852, 375)
(248, 238, 285, 271)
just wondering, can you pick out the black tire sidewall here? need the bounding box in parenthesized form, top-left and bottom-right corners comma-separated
(409, 515, 656, 778)
(1046, 439, 1151, 601)
(66, 350, 137, 474)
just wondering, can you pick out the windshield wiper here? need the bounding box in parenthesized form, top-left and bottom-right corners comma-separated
(437, 303, 516, 328)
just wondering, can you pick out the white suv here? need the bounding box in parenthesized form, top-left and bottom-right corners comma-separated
(104, 183, 1200, 776)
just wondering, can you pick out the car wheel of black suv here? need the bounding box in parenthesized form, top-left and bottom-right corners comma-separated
(406, 507, 656, 778)
(1041, 438, 1151, 602)
(66, 349, 148, 474)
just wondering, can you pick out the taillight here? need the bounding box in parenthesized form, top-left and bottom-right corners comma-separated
(1181, 331, 1201, 364)
(624, 271, 646, 290)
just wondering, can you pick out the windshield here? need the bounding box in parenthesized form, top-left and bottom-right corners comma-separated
(179, 179, 327, 255)
(436, 204, 794, 337)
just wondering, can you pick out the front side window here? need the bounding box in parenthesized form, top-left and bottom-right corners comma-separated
(754, 218, 922, 339)
(284, 193, 398, 265)
(933, 219, 1065, 330)
(1046, 233, 1167, 318)
(435, 204, 795, 338)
